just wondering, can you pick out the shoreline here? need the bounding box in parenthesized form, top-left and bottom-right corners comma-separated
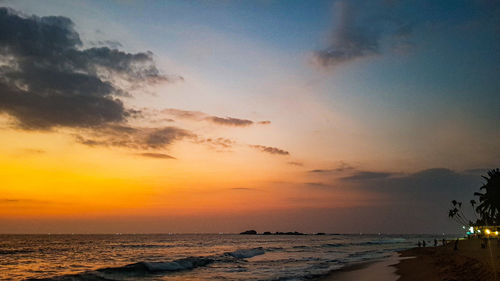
(320, 239, 500, 281)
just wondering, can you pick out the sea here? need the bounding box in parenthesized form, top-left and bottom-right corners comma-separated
(0, 233, 459, 280)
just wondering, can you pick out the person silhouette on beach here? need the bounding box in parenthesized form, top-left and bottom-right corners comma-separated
(423, 240, 426, 247)
(442, 238, 446, 246)
(454, 238, 459, 250)
(434, 239, 438, 247)
(418, 241, 421, 247)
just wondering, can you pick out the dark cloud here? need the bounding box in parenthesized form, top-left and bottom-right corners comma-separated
(313, 0, 413, 68)
(298, 168, 486, 233)
(257, 121, 271, 125)
(0, 7, 176, 130)
(341, 171, 394, 181)
(138, 153, 176, 159)
(89, 40, 123, 49)
(462, 168, 490, 175)
(343, 168, 483, 203)
(162, 108, 261, 127)
(250, 145, 289, 156)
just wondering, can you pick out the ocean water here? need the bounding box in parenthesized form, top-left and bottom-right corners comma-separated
(0, 233, 457, 280)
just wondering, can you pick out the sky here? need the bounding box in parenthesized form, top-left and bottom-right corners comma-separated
(0, 0, 499, 234)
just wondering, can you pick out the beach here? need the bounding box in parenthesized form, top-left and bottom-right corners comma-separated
(322, 238, 500, 281)
(396, 238, 498, 281)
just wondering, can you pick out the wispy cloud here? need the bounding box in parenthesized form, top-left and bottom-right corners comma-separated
(138, 153, 176, 159)
(340, 171, 394, 181)
(312, 0, 414, 69)
(75, 125, 195, 150)
(162, 108, 268, 127)
(309, 161, 354, 173)
(250, 145, 290, 156)
(304, 182, 333, 188)
(0, 198, 50, 204)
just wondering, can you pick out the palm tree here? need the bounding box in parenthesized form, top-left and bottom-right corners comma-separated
(474, 169, 500, 224)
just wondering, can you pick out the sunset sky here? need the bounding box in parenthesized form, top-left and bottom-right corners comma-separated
(0, 0, 499, 234)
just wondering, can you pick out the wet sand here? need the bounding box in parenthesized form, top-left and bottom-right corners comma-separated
(319, 253, 402, 281)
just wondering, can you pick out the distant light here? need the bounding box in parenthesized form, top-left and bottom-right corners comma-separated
(469, 227, 474, 233)
(478, 230, 481, 233)
(485, 229, 491, 235)
(462, 226, 466, 229)
(496, 231, 499, 236)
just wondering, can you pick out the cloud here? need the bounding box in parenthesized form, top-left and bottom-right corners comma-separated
(22, 148, 45, 154)
(257, 121, 271, 125)
(288, 161, 304, 166)
(75, 125, 194, 150)
(0, 7, 177, 130)
(162, 108, 261, 127)
(200, 137, 234, 149)
(138, 153, 176, 159)
(230, 187, 257, 191)
(145, 127, 193, 148)
(304, 182, 333, 188)
(206, 116, 253, 127)
(312, 0, 413, 69)
(341, 171, 394, 181)
(89, 40, 123, 49)
(462, 168, 490, 175)
(344, 168, 484, 208)
(309, 161, 355, 173)
(0, 198, 50, 204)
(250, 145, 289, 156)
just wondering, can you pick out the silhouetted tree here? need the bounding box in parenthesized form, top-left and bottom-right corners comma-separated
(474, 168, 500, 224)
(448, 169, 500, 226)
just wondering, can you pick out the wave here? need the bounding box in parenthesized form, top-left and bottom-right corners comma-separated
(25, 272, 115, 281)
(117, 244, 174, 249)
(0, 249, 34, 255)
(225, 247, 265, 258)
(97, 257, 214, 274)
(27, 247, 266, 280)
(321, 243, 346, 247)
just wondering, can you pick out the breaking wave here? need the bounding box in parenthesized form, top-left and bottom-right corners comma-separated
(225, 247, 265, 258)
(27, 247, 266, 280)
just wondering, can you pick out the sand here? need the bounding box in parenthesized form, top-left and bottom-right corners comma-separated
(319, 253, 404, 281)
(396, 238, 500, 281)
(321, 238, 500, 281)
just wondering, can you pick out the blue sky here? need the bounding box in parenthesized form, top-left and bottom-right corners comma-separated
(0, 0, 499, 233)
